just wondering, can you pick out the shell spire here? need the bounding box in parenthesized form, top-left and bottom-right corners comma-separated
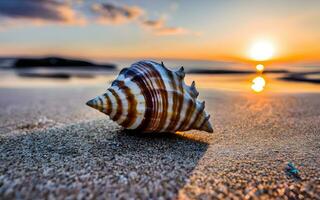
(86, 60, 213, 133)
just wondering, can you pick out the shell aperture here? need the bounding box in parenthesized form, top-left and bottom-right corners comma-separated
(86, 60, 213, 133)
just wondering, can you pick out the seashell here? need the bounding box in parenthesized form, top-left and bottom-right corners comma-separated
(86, 60, 213, 133)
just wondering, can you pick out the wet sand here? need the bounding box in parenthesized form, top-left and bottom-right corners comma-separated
(0, 86, 320, 199)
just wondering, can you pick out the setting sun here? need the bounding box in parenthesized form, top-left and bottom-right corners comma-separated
(249, 41, 275, 61)
(256, 64, 264, 72)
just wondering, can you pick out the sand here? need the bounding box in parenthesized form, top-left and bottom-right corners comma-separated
(0, 87, 320, 199)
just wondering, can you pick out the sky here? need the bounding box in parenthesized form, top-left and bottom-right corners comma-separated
(0, 0, 320, 63)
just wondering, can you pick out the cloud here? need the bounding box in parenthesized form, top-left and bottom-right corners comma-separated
(91, 3, 143, 24)
(0, 1, 196, 37)
(141, 19, 194, 36)
(90, 2, 192, 36)
(141, 19, 186, 35)
(0, 0, 85, 26)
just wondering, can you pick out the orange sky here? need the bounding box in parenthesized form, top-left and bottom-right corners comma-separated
(0, 0, 320, 63)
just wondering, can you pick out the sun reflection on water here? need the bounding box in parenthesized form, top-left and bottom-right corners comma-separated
(251, 76, 266, 92)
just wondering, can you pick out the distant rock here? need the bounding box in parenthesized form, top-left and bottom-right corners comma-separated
(281, 71, 320, 84)
(13, 57, 116, 69)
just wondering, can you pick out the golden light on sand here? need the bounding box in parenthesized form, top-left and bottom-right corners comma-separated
(256, 64, 264, 72)
(251, 76, 266, 92)
(249, 41, 274, 61)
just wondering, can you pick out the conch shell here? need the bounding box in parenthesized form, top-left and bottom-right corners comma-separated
(86, 60, 213, 133)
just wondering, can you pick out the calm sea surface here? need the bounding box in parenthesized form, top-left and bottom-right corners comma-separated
(0, 59, 319, 93)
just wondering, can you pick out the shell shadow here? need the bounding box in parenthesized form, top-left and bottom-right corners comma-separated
(0, 119, 209, 199)
(122, 128, 192, 139)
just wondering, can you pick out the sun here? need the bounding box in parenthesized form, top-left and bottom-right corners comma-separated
(249, 40, 275, 61)
(256, 64, 264, 72)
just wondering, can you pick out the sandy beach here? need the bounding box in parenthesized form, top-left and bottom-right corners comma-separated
(1, 82, 319, 199)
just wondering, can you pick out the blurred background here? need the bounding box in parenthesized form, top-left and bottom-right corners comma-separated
(0, 0, 319, 92)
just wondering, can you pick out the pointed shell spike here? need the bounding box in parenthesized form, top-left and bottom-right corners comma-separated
(190, 81, 199, 98)
(200, 101, 205, 110)
(176, 66, 185, 79)
(191, 81, 195, 87)
(206, 114, 211, 120)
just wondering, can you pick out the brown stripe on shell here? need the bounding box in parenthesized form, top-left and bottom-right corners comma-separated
(167, 73, 184, 132)
(97, 97, 104, 112)
(125, 67, 153, 131)
(108, 88, 122, 122)
(143, 62, 168, 132)
(177, 98, 195, 131)
(112, 80, 138, 128)
(175, 78, 185, 131)
(164, 70, 178, 131)
(103, 93, 112, 115)
(135, 63, 158, 131)
(93, 103, 98, 110)
(186, 104, 204, 131)
(135, 62, 167, 132)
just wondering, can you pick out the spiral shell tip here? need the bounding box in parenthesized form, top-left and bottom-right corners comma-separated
(86, 98, 96, 108)
(86, 97, 102, 112)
